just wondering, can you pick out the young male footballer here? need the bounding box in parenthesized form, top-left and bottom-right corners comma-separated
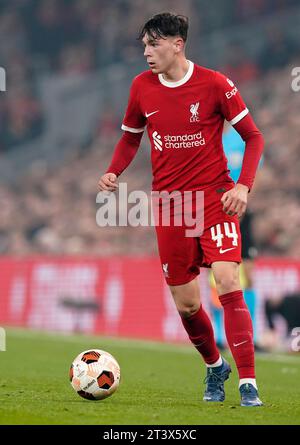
(98, 13, 264, 406)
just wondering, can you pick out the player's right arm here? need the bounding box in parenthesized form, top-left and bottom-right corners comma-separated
(98, 76, 146, 192)
(98, 131, 143, 191)
(98, 172, 119, 192)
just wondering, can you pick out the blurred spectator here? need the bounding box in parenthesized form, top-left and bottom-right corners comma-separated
(259, 25, 297, 72)
(0, 86, 44, 151)
(222, 43, 259, 84)
(265, 292, 300, 336)
(27, 0, 66, 63)
(260, 292, 300, 352)
(59, 42, 95, 74)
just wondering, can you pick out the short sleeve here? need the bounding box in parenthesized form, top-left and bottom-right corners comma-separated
(121, 77, 146, 133)
(215, 71, 249, 125)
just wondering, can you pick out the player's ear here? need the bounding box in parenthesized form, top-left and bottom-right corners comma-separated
(174, 37, 184, 53)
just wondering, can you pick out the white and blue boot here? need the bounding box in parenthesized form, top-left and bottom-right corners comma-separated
(203, 358, 231, 402)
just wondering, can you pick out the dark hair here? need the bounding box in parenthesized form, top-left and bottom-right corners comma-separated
(138, 12, 188, 42)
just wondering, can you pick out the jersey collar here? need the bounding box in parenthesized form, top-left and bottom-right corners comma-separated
(158, 60, 194, 88)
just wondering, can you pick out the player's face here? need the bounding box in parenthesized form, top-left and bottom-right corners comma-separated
(142, 34, 182, 74)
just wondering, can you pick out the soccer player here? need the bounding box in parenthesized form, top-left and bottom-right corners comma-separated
(98, 13, 264, 406)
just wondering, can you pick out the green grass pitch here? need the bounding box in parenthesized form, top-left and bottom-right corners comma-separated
(0, 328, 299, 425)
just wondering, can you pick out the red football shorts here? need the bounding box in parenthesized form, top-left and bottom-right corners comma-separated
(154, 183, 242, 286)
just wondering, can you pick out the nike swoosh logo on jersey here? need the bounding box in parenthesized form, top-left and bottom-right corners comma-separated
(233, 340, 248, 347)
(219, 247, 236, 254)
(145, 110, 159, 118)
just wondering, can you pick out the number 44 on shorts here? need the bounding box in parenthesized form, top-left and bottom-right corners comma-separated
(210, 222, 238, 253)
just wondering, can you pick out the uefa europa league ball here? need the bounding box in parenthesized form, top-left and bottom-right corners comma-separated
(70, 349, 121, 400)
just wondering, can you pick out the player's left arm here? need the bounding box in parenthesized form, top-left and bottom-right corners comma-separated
(215, 72, 264, 218)
(222, 113, 264, 217)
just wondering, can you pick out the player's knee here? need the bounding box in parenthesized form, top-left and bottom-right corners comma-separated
(169, 287, 200, 318)
(169, 279, 201, 318)
(177, 302, 200, 319)
(214, 274, 240, 295)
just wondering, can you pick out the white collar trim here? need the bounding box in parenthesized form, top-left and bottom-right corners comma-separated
(158, 60, 194, 88)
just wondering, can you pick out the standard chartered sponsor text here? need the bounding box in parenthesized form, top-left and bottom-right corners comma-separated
(164, 132, 205, 148)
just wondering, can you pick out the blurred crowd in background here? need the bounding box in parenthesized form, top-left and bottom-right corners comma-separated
(0, 0, 299, 258)
(0, 0, 298, 152)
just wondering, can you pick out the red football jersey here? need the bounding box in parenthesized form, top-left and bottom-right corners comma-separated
(121, 61, 249, 192)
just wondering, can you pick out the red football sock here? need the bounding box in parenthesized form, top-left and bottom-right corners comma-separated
(181, 305, 220, 365)
(219, 290, 255, 378)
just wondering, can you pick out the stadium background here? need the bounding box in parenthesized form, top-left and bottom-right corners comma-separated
(0, 0, 300, 350)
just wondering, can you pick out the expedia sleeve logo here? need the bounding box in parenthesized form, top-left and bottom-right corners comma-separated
(225, 78, 238, 99)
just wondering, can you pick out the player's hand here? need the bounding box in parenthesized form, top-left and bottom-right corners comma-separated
(221, 183, 249, 219)
(98, 173, 119, 192)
